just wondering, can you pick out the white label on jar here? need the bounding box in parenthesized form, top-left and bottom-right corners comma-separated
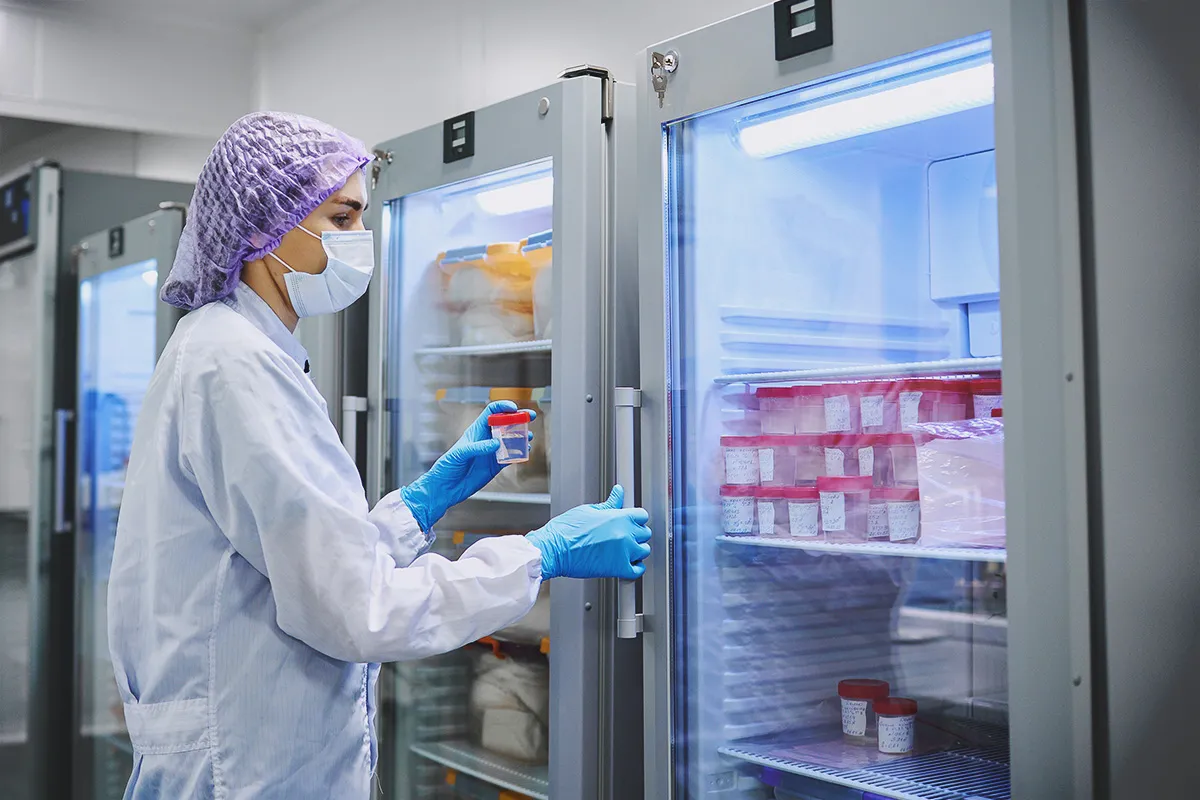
(974, 394, 1003, 419)
(758, 448, 775, 483)
(724, 448, 758, 485)
(824, 447, 845, 476)
(722, 497, 754, 534)
(788, 502, 819, 538)
(860, 395, 885, 428)
(900, 391, 923, 430)
(757, 500, 775, 535)
(824, 394, 851, 432)
(878, 714, 915, 754)
(858, 446, 875, 478)
(841, 698, 869, 737)
(821, 492, 846, 532)
(888, 500, 921, 542)
(868, 503, 890, 540)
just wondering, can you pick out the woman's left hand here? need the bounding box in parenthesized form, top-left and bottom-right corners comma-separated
(400, 401, 536, 531)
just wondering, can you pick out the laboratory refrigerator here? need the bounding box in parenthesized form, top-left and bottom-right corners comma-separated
(633, 3, 1096, 800)
(362, 70, 641, 800)
(0, 162, 192, 800)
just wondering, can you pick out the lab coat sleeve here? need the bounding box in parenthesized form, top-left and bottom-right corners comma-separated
(179, 343, 543, 664)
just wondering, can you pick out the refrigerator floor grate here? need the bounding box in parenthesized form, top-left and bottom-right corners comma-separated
(411, 739, 549, 800)
(721, 721, 1010, 800)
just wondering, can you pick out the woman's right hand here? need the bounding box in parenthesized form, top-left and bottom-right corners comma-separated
(525, 485, 651, 580)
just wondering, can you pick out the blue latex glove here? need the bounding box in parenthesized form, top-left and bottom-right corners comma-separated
(526, 485, 652, 580)
(401, 401, 536, 531)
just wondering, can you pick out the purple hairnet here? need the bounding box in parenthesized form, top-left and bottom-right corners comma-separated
(161, 111, 371, 310)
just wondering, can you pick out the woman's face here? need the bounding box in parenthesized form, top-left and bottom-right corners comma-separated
(271, 170, 368, 275)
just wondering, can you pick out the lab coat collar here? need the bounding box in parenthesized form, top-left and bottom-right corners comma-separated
(223, 282, 310, 370)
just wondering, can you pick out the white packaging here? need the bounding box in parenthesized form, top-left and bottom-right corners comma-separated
(469, 650, 550, 764)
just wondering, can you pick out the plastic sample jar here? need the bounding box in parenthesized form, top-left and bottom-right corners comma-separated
(793, 435, 826, 486)
(757, 387, 797, 435)
(838, 679, 890, 739)
(793, 386, 827, 434)
(893, 380, 940, 431)
(489, 411, 532, 464)
(823, 384, 861, 433)
(933, 381, 970, 422)
(721, 436, 760, 486)
(879, 487, 922, 542)
(756, 488, 792, 538)
(858, 381, 900, 434)
(757, 436, 798, 487)
(867, 493, 890, 541)
(881, 434, 919, 487)
(784, 487, 821, 539)
(821, 435, 862, 479)
(875, 697, 918, 754)
(720, 485, 757, 535)
(818, 476, 873, 543)
(971, 378, 1004, 420)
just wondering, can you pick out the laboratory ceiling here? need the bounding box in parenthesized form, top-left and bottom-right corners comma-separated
(8, 0, 320, 29)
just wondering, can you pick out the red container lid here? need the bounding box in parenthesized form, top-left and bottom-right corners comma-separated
(893, 378, 963, 393)
(720, 436, 759, 447)
(972, 378, 1003, 394)
(990, 408, 1004, 418)
(720, 485, 757, 498)
(756, 487, 793, 499)
(838, 679, 890, 701)
(756, 386, 795, 398)
(488, 411, 531, 426)
(875, 487, 920, 502)
(874, 697, 919, 716)
(781, 486, 820, 500)
(791, 434, 827, 446)
(876, 433, 917, 446)
(818, 433, 849, 447)
(857, 381, 896, 396)
(822, 383, 861, 398)
(792, 385, 825, 398)
(757, 436, 801, 447)
(817, 476, 873, 492)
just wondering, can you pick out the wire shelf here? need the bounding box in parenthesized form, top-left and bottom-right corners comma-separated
(414, 340, 552, 358)
(718, 535, 1006, 563)
(722, 720, 1010, 800)
(712, 356, 1002, 386)
(411, 739, 549, 800)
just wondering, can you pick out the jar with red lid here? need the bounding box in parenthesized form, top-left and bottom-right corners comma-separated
(822, 384, 861, 433)
(756, 386, 796, 435)
(783, 486, 821, 539)
(867, 491, 890, 541)
(933, 381, 970, 422)
(721, 436, 759, 486)
(755, 487, 792, 537)
(793, 434, 826, 486)
(891, 379, 968, 430)
(793, 386, 827, 433)
(971, 378, 1004, 419)
(756, 436, 798, 487)
(838, 679, 890, 739)
(817, 476, 872, 543)
(488, 410, 532, 464)
(875, 697, 918, 754)
(820, 434, 861, 479)
(877, 487, 921, 542)
(858, 381, 900, 433)
(878, 433, 919, 487)
(720, 485, 756, 535)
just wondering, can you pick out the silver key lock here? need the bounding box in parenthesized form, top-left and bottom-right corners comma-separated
(650, 51, 679, 108)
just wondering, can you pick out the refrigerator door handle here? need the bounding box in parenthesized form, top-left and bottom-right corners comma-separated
(341, 396, 368, 463)
(53, 408, 74, 534)
(614, 387, 643, 639)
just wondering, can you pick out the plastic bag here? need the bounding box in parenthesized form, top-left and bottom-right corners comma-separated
(469, 649, 549, 763)
(910, 418, 1005, 549)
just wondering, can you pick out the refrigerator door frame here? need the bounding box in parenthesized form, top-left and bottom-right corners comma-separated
(364, 75, 627, 800)
(636, 3, 1094, 799)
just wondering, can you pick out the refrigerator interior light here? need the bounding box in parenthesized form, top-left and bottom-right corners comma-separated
(736, 61, 995, 158)
(142, 269, 158, 287)
(475, 175, 553, 215)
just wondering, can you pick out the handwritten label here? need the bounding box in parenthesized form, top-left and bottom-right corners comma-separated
(721, 497, 754, 534)
(858, 446, 875, 478)
(841, 698, 869, 737)
(888, 500, 921, 542)
(878, 713, 915, 754)
(724, 447, 758, 485)
(824, 447, 845, 476)
(860, 395, 885, 429)
(824, 394, 851, 432)
(868, 502, 890, 540)
(974, 394, 1003, 419)
(821, 491, 846, 532)
(789, 502, 819, 538)
(758, 500, 776, 536)
(900, 391, 923, 430)
(758, 448, 775, 483)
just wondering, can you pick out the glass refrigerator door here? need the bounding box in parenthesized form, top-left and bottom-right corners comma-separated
(658, 33, 1012, 800)
(379, 159, 555, 800)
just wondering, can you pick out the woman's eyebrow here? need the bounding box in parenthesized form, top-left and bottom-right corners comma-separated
(330, 196, 366, 212)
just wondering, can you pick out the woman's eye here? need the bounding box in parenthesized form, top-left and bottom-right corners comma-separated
(333, 215, 351, 227)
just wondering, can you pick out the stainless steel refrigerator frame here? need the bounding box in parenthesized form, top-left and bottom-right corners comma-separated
(635, 3, 1094, 799)
(363, 72, 640, 800)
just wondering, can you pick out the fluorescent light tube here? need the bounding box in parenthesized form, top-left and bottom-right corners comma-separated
(476, 176, 553, 215)
(737, 62, 995, 158)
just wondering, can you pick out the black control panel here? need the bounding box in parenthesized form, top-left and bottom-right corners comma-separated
(0, 173, 33, 251)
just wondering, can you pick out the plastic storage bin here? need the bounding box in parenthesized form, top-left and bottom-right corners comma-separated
(971, 378, 1003, 419)
(757, 386, 797, 435)
(838, 678, 890, 739)
(721, 436, 760, 486)
(523, 230, 553, 340)
(817, 476, 872, 543)
(875, 697, 918, 754)
(757, 436, 798, 487)
(720, 485, 757, 535)
(859, 381, 900, 433)
(878, 487, 921, 542)
(823, 384, 861, 433)
(793, 386, 827, 434)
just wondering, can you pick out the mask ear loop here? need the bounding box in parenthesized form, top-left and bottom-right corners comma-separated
(267, 226, 322, 272)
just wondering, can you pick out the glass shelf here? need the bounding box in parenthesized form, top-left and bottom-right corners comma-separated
(411, 740, 549, 800)
(713, 357, 1002, 386)
(718, 534, 1006, 563)
(414, 340, 553, 358)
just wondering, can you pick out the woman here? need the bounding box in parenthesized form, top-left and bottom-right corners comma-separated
(108, 111, 651, 799)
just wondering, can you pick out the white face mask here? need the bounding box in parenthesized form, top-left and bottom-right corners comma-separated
(268, 225, 375, 318)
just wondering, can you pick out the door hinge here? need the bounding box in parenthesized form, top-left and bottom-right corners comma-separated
(370, 149, 393, 190)
(559, 64, 615, 125)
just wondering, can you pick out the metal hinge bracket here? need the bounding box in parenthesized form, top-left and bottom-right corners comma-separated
(558, 64, 615, 125)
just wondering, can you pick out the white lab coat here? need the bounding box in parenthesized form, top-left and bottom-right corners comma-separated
(107, 283, 543, 799)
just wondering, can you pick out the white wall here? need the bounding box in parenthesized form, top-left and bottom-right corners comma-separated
(0, 125, 213, 184)
(257, 0, 763, 148)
